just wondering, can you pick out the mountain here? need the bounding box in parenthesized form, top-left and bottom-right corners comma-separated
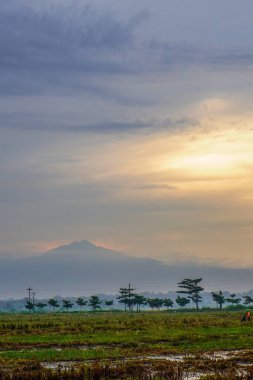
(0, 240, 252, 298)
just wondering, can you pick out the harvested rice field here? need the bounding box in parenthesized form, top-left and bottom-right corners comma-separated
(0, 311, 253, 379)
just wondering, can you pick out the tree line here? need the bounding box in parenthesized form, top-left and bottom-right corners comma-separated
(25, 295, 107, 313)
(117, 279, 253, 311)
(25, 278, 253, 313)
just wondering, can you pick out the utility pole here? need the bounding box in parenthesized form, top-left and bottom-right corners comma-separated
(27, 287, 32, 302)
(32, 291, 36, 313)
(26, 287, 33, 314)
(127, 283, 135, 311)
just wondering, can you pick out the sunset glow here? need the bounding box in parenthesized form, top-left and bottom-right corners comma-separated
(1, 0, 253, 270)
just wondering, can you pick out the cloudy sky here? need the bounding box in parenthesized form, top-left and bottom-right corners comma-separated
(1, 0, 253, 267)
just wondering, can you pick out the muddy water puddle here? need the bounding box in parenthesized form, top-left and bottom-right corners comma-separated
(41, 349, 253, 379)
(40, 348, 253, 363)
(42, 361, 80, 370)
(146, 354, 187, 362)
(41, 361, 209, 380)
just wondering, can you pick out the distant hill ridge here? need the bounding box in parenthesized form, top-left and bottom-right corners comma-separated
(0, 240, 253, 298)
(49, 240, 107, 252)
(43, 240, 129, 260)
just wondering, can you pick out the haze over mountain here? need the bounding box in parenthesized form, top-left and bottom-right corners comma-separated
(0, 240, 252, 299)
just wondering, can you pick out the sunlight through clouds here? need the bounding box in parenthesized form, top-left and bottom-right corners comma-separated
(158, 128, 253, 188)
(1, 0, 253, 267)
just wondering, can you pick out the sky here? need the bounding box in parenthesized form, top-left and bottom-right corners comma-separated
(1, 0, 253, 267)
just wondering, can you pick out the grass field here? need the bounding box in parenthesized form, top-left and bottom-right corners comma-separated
(0, 310, 253, 379)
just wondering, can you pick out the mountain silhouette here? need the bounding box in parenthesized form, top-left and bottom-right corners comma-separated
(0, 240, 252, 298)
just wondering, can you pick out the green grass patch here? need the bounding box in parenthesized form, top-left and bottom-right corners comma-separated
(0, 311, 253, 362)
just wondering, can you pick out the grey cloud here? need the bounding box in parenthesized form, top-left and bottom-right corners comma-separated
(0, 113, 152, 133)
(60, 120, 152, 134)
(2, 2, 253, 99)
(0, 3, 145, 95)
(159, 117, 200, 131)
(209, 50, 253, 68)
(134, 184, 177, 191)
(146, 40, 253, 71)
(0, 4, 132, 56)
(70, 116, 201, 134)
(71, 121, 152, 133)
(0, 111, 201, 134)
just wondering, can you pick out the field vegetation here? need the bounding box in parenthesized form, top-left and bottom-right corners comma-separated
(0, 311, 253, 378)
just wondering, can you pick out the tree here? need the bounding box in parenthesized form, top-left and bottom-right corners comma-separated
(226, 294, 241, 306)
(35, 302, 47, 312)
(89, 295, 102, 311)
(177, 278, 203, 310)
(76, 298, 87, 311)
(132, 295, 147, 311)
(175, 296, 190, 309)
(63, 300, 74, 312)
(117, 284, 136, 311)
(25, 300, 34, 313)
(105, 300, 114, 310)
(48, 299, 59, 311)
(163, 298, 174, 309)
(211, 290, 226, 309)
(117, 287, 128, 311)
(147, 298, 164, 310)
(243, 295, 253, 306)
